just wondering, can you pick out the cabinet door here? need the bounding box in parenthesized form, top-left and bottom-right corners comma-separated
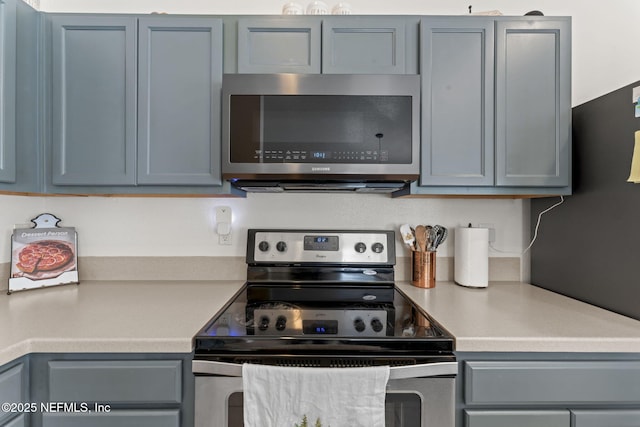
(137, 17, 223, 185)
(465, 361, 640, 405)
(0, 0, 17, 184)
(420, 17, 494, 186)
(42, 410, 179, 427)
(237, 17, 321, 73)
(51, 15, 137, 186)
(1, 414, 26, 427)
(495, 19, 571, 187)
(322, 17, 406, 74)
(465, 410, 570, 427)
(48, 360, 182, 404)
(572, 410, 640, 427)
(0, 364, 25, 426)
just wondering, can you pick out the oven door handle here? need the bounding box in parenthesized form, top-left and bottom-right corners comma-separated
(192, 360, 457, 379)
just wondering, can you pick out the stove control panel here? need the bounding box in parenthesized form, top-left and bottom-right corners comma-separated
(248, 230, 395, 264)
(252, 307, 389, 337)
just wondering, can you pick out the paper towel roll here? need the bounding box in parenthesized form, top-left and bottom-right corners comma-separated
(454, 227, 489, 288)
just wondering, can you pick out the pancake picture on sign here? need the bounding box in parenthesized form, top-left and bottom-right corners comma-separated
(8, 213, 79, 294)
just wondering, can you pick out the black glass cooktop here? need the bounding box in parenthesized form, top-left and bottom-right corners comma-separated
(193, 284, 455, 360)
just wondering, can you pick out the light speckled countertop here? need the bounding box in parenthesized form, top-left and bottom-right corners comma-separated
(2, 280, 640, 366)
(397, 281, 640, 353)
(0, 280, 245, 366)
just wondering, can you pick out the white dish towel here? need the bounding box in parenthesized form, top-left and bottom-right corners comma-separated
(243, 363, 390, 427)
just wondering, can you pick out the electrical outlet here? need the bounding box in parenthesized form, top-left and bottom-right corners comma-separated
(215, 206, 232, 245)
(478, 223, 496, 243)
(219, 232, 232, 245)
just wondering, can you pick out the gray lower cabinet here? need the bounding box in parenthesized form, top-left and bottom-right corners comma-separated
(0, 362, 26, 426)
(0, 0, 17, 184)
(42, 410, 179, 427)
(1, 415, 26, 427)
(49, 14, 224, 191)
(461, 358, 640, 427)
(572, 409, 640, 427)
(48, 360, 182, 403)
(464, 361, 640, 405)
(0, 353, 193, 427)
(465, 410, 570, 427)
(39, 358, 185, 427)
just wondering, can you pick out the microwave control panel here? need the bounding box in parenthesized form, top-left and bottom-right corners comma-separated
(253, 149, 390, 163)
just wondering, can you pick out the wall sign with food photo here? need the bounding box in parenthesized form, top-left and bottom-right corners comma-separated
(8, 213, 79, 294)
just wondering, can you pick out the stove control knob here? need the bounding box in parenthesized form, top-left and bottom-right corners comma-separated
(258, 316, 270, 331)
(371, 318, 384, 333)
(276, 241, 287, 252)
(258, 241, 270, 252)
(354, 318, 366, 333)
(275, 316, 287, 331)
(371, 242, 384, 254)
(354, 242, 367, 253)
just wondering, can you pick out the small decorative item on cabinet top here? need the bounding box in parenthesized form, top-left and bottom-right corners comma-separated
(8, 213, 79, 294)
(282, 2, 304, 14)
(306, 1, 328, 14)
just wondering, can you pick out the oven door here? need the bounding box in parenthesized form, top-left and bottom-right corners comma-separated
(193, 361, 457, 427)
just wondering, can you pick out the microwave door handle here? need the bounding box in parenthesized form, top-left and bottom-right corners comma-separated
(192, 360, 457, 379)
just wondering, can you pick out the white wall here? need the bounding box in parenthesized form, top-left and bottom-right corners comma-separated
(0, 194, 528, 259)
(38, 0, 640, 107)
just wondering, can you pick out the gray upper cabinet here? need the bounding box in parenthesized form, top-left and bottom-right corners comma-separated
(0, 0, 17, 184)
(49, 15, 224, 190)
(495, 18, 571, 187)
(237, 16, 414, 75)
(420, 17, 494, 186)
(322, 17, 406, 74)
(0, 0, 42, 194)
(50, 15, 137, 186)
(237, 17, 321, 74)
(137, 17, 223, 185)
(411, 16, 571, 195)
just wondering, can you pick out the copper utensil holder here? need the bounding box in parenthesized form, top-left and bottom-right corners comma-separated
(411, 250, 436, 289)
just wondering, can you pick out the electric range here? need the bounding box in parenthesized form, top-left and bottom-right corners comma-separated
(193, 229, 454, 366)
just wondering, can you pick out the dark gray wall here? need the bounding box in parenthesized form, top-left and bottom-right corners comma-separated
(531, 80, 640, 320)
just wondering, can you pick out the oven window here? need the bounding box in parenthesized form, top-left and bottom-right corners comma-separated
(227, 392, 421, 427)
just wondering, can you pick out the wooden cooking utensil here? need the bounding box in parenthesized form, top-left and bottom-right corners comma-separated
(414, 225, 427, 252)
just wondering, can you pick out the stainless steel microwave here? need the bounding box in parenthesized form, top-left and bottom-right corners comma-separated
(221, 74, 420, 193)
